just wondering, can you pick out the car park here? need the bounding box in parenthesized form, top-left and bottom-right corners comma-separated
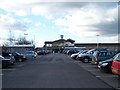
(111, 53, 120, 75)
(91, 50, 118, 65)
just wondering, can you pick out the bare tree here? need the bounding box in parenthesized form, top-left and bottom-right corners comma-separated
(15, 36, 33, 45)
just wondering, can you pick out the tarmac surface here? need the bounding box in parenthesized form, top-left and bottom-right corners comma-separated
(2, 53, 119, 89)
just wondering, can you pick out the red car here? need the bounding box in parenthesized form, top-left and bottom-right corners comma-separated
(111, 53, 120, 75)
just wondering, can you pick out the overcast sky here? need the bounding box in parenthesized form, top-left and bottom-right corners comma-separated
(0, 0, 119, 47)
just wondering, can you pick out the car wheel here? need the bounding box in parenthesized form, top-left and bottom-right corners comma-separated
(19, 58, 23, 62)
(74, 56, 77, 60)
(2, 64, 8, 68)
(76, 56, 79, 61)
(83, 58, 89, 63)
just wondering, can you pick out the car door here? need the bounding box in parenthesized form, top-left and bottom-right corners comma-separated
(112, 53, 120, 75)
(97, 51, 107, 62)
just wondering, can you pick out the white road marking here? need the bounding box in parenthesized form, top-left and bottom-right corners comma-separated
(0, 74, 3, 75)
(17, 64, 25, 67)
(2, 69, 16, 71)
(81, 66, 97, 68)
(88, 69, 99, 71)
(96, 75, 118, 78)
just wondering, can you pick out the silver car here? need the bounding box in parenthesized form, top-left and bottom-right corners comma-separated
(24, 51, 37, 59)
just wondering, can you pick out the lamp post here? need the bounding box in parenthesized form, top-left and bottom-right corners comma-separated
(33, 35, 35, 48)
(96, 34, 99, 49)
(24, 33, 28, 44)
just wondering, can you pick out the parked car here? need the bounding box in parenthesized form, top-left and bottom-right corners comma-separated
(0, 55, 2, 68)
(62, 49, 69, 54)
(71, 50, 88, 60)
(0, 55, 15, 68)
(111, 53, 120, 75)
(91, 50, 118, 65)
(67, 49, 79, 55)
(37, 50, 46, 55)
(24, 51, 37, 59)
(12, 52, 26, 62)
(98, 56, 116, 73)
(76, 49, 97, 63)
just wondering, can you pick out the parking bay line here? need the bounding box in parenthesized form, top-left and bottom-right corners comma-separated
(86, 69, 99, 72)
(116, 88, 120, 90)
(0, 74, 3, 75)
(17, 64, 25, 67)
(96, 75, 118, 78)
(2, 68, 16, 71)
(80, 66, 97, 68)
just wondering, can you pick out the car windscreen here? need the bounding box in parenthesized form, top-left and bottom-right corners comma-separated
(25, 52, 34, 54)
(114, 53, 120, 61)
(86, 50, 94, 54)
(93, 51, 99, 56)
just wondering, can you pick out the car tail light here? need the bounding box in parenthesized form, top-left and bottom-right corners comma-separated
(95, 57, 98, 61)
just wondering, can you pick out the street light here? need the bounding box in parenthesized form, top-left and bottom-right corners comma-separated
(24, 33, 28, 45)
(96, 34, 99, 49)
(33, 35, 35, 47)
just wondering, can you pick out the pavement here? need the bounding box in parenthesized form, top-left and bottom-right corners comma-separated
(74, 60, 120, 90)
(1, 53, 119, 89)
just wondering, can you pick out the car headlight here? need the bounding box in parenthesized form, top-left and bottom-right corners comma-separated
(78, 54, 81, 57)
(99, 62, 102, 64)
(101, 63, 108, 66)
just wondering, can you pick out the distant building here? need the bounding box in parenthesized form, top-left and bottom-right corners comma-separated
(45, 39, 75, 47)
(4, 45, 35, 54)
(75, 43, 120, 50)
(43, 35, 119, 53)
(44, 38, 75, 53)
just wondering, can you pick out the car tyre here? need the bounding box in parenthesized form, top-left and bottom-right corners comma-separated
(83, 58, 89, 63)
(76, 56, 80, 61)
(19, 58, 23, 62)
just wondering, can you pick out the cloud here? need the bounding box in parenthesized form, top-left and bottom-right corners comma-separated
(0, 13, 31, 32)
(15, 9, 28, 16)
(34, 22, 42, 27)
(31, 5, 53, 19)
(52, 3, 118, 38)
(0, 1, 118, 43)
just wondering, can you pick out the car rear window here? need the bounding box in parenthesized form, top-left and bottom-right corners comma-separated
(98, 52, 107, 56)
(114, 53, 120, 61)
(26, 51, 34, 54)
(93, 51, 116, 57)
(93, 51, 98, 56)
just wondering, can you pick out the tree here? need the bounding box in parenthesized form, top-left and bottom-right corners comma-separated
(15, 37, 33, 45)
(2, 45, 8, 53)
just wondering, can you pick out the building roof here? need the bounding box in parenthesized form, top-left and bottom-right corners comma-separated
(4, 45, 35, 48)
(53, 39, 66, 43)
(75, 43, 120, 45)
(45, 38, 75, 44)
(44, 41, 53, 44)
(66, 39, 75, 43)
